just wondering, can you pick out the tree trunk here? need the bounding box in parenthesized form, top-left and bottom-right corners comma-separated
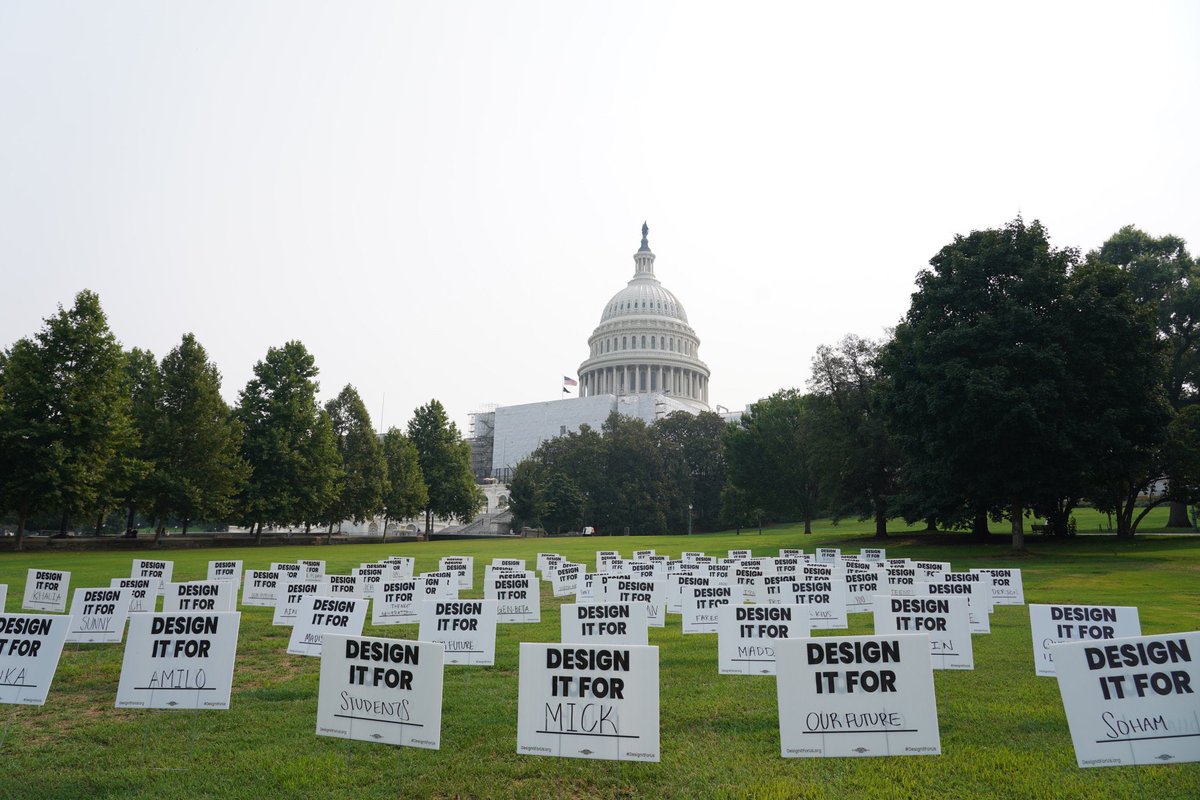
(1010, 498, 1025, 551)
(95, 512, 104, 537)
(305, 522, 311, 534)
(874, 506, 888, 539)
(59, 511, 69, 535)
(181, 516, 189, 536)
(381, 515, 389, 544)
(253, 521, 263, 545)
(972, 510, 989, 540)
(153, 520, 164, 545)
(803, 514, 812, 535)
(1166, 500, 1192, 529)
(924, 516, 937, 533)
(15, 508, 27, 553)
(126, 504, 136, 538)
(425, 508, 433, 536)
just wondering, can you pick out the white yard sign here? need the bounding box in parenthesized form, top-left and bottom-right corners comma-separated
(417, 600, 497, 666)
(65, 587, 132, 644)
(718, 605, 809, 675)
(776, 634, 941, 758)
(517, 643, 660, 762)
(682, 585, 744, 634)
(110, 578, 153, 613)
(317, 635, 444, 749)
(874, 595, 974, 670)
(1029, 605, 1142, 677)
(131, 559, 174, 593)
(0, 613, 70, 705)
(1052, 631, 1200, 767)
(485, 571, 541, 624)
(163, 581, 237, 613)
(273, 580, 321, 626)
(971, 568, 1025, 605)
(561, 603, 648, 646)
(115, 612, 241, 709)
(22, 569, 70, 612)
(371, 578, 425, 625)
(207, 560, 243, 583)
(287, 596, 368, 657)
(241, 570, 281, 608)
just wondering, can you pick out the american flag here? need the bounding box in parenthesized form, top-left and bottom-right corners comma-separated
(563, 376, 578, 387)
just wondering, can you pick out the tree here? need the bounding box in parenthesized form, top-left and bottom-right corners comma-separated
(878, 218, 1165, 549)
(1088, 226, 1200, 527)
(596, 412, 686, 535)
(542, 472, 585, 533)
(324, 385, 388, 533)
(506, 457, 545, 532)
(0, 291, 132, 548)
(152, 334, 248, 537)
(380, 428, 428, 539)
(808, 335, 899, 538)
(121, 348, 161, 535)
(723, 389, 822, 533)
(652, 411, 728, 532)
(236, 341, 341, 540)
(406, 400, 482, 534)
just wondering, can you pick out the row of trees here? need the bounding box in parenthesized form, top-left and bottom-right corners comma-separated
(724, 220, 1200, 547)
(512, 221, 1200, 547)
(508, 411, 727, 536)
(0, 292, 482, 549)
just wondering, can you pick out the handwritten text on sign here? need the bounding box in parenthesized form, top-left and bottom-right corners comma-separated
(115, 612, 241, 709)
(287, 596, 368, 657)
(775, 634, 941, 758)
(0, 614, 70, 705)
(1052, 631, 1200, 767)
(317, 635, 445, 749)
(418, 600, 498, 666)
(517, 643, 660, 762)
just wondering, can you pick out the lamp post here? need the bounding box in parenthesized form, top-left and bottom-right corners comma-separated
(381, 507, 388, 544)
(687, 503, 693, 536)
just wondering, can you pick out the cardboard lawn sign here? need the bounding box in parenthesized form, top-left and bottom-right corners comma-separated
(317, 634, 445, 749)
(561, 603, 649, 646)
(1051, 631, 1200, 767)
(418, 572, 460, 601)
(844, 569, 885, 613)
(163, 581, 237, 613)
(550, 563, 583, 598)
(728, 549, 752, 560)
(111, 578, 153, 613)
(776, 634, 941, 758)
(116, 612, 241, 709)
(380, 556, 416, 577)
(287, 596, 368, 657)
(971, 568, 1025, 605)
(418, 600, 498, 666)
(273, 580, 321, 626)
(319, 575, 365, 598)
(885, 566, 919, 596)
(242, 570, 281, 608)
(859, 548, 886, 563)
(372, 578, 425, 625)
(492, 557, 527, 571)
(670, 574, 715, 615)
(682, 584, 744, 634)
(718, 605, 809, 675)
(65, 587, 133, 644)
(207, 560, 243, 583)
(602, 578, 666, 628)
(874, 596, 974, 670)
(131, 559, 174, 594)
(787, 578, 848, 630)
(815, 548, 841, 564)
(485, 571, 541, 624)
(301, 560, 326, 581)
(517, 642, 660, 762)
(271, 562, 303, 580)
(0, 584, 6, 610)
(0, 613, 70, 705)
(918, 576, 992, 634)
(1030, 605, 1142, 677)
(22, 569, 70, 612)
(439, 557, 474, 590)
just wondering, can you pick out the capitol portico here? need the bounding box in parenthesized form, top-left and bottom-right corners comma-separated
(576, 224, 710, 409)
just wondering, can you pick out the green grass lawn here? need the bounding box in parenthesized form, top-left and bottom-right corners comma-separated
(0, 522, 1196, 799)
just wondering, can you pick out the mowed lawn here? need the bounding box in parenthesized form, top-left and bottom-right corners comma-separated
(0, 523, 1197, 799)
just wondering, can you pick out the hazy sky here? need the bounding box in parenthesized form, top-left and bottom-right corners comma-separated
(3, 1, 1198, 431)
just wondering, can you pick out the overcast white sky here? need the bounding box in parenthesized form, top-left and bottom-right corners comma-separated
(2, 1, 1198, 431)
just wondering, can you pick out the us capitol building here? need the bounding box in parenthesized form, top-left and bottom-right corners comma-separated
(470, 224, 726, 490)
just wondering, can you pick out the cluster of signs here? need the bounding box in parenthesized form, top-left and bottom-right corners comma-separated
(1, 548, 1195, 769)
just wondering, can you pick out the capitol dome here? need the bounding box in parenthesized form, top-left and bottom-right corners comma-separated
(577, 224, 710, 409)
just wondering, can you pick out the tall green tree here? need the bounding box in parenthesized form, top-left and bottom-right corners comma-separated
(406, 400, 482, 534)
(0, 291, 132, 548)
(1087, 226, 1200, 528)
(380, 428, 428, 539)
(542, 472, 585, 534)
(152, 334, 248, 537)
(652, 411, 727, 532)
(324, 385, 388, 532)
(808, 335, 898, 538)
(723, 389, 822, 533)
(506, 457, 545, 532)
(121, 348, 161, 534)
(236, 341, 341, 540)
